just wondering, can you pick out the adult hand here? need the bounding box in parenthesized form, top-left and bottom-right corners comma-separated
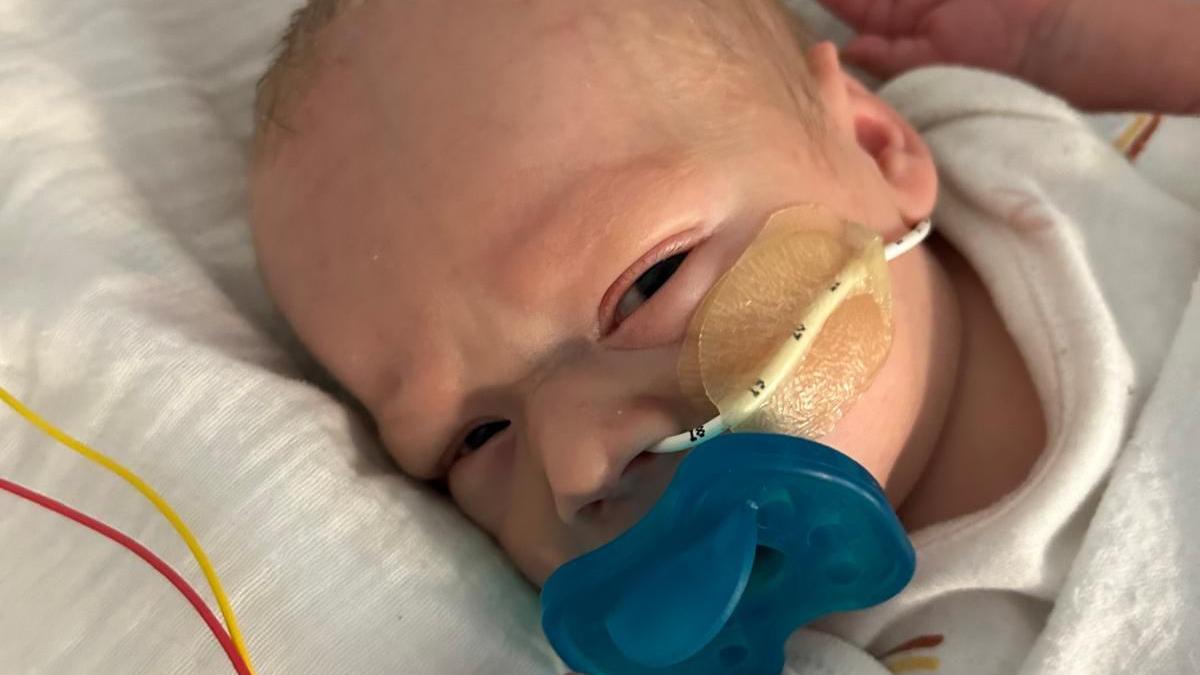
(816, 0, 1062, 80)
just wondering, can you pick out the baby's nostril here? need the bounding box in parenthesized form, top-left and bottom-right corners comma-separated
(575, 499, 606, 521)
(623, 451, 655, 475)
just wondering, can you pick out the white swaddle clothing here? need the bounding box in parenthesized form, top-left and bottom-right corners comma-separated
(782, 68, 1200, 675)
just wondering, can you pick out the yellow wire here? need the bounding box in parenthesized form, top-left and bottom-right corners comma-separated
(0, 384, 257, 675)
(1113, 113, 1152, 154)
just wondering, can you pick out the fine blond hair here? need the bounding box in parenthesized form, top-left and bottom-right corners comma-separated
(253, 0, 814, 153)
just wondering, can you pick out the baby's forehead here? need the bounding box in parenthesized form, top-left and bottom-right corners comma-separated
(261, 3, 796, 221)
(257, 0, 804, 154)
(250, 0, 818, 387)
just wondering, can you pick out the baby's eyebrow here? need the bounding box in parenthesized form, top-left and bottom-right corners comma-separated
(497, 157, 713, 286)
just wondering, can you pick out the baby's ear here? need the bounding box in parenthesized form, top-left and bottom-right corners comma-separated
(805, 42, 937, 223)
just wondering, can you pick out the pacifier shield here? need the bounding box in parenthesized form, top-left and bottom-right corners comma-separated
(542, 433, 915, 675)
(605, 503, 758, 668)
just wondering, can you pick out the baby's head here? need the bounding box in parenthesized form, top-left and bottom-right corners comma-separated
(250, 0, 954, 583)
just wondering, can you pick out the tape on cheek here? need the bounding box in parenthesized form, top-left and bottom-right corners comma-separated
(678, 205, 893, 439)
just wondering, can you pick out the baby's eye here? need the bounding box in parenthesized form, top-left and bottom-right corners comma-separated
(461, 419, 511, 455)
(615, 251, 688, 323)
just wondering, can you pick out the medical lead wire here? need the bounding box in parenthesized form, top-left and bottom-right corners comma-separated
(0, 386, 258, 675)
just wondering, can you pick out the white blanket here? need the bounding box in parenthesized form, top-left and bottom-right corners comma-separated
(0, 1, 557, 672)
(2, 2, 1197, 674)
(1026, 264, 1200, 674)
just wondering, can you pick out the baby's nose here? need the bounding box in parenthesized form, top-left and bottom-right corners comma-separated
(523, 347, 690, 523)
(541, 433, 628, 522)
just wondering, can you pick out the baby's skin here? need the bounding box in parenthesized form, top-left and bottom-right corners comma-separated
(250, 0, 1050, 584)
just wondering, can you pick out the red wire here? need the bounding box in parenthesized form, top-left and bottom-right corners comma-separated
(0, 476, 252, 675)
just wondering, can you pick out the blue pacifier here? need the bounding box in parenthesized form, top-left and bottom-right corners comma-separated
(541, 433, 914, 675)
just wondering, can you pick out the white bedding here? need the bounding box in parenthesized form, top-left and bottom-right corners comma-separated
(0, 1, 557, 672)
(2, 1, 1197, 674)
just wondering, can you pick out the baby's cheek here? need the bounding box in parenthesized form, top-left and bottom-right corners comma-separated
(446, 440, 517, 536)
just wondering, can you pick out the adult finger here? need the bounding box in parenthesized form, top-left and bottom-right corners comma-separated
(814, 0, 881, 31)
(842, 34, 942, 79)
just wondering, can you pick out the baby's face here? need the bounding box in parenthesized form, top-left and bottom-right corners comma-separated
(252, 0, 945, 583)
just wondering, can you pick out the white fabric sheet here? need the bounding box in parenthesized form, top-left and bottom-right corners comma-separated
(0, 1, 558, 672)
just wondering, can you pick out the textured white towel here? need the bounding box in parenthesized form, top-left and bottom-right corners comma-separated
(787, 68, 1200, 675)
(1022, 276, 1200, 675)
(0, 1, 557, 672)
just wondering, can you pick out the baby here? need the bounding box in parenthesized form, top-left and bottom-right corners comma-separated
(249, 0, 1199, 671)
